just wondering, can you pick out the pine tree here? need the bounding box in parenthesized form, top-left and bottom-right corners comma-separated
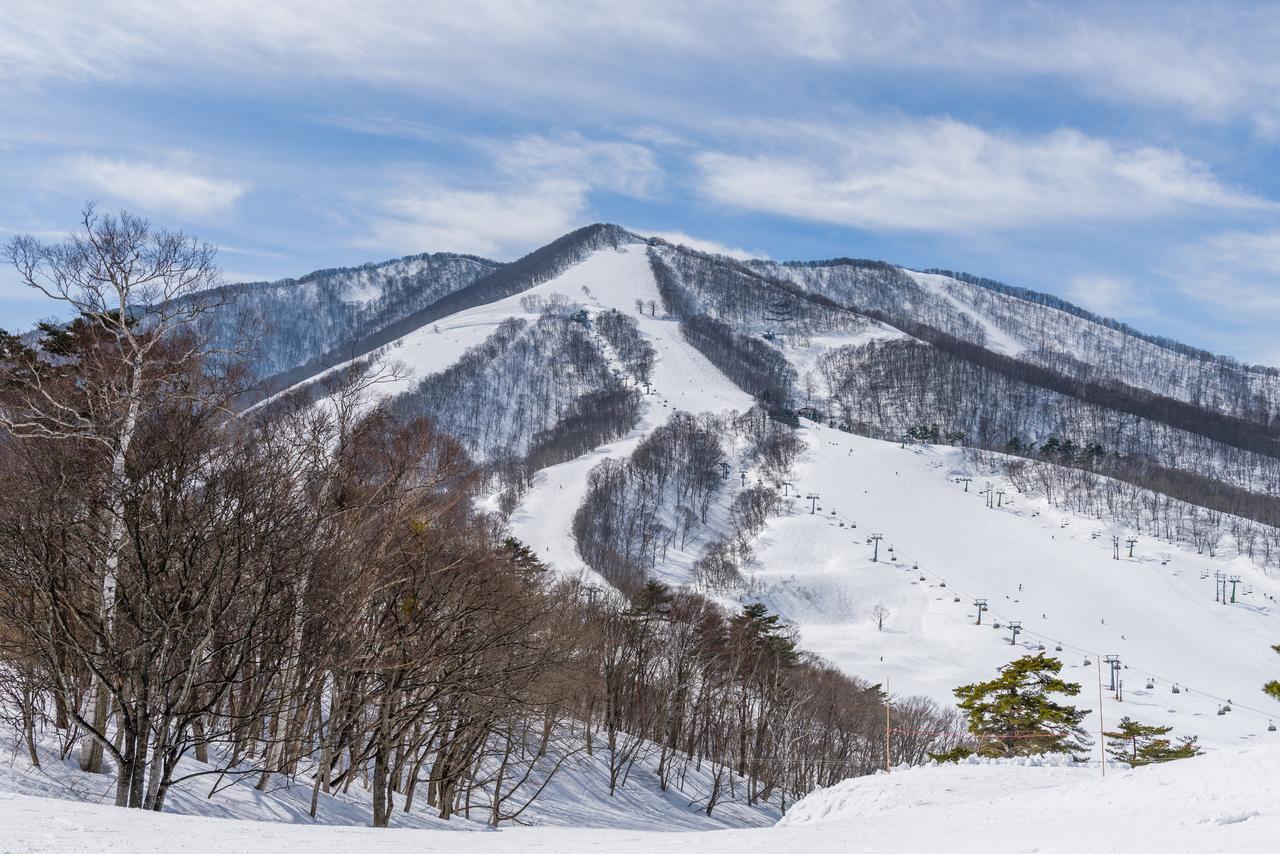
(1264, 644, 1280, 702)
(499, 536, 547, 576)
(731, 603, 799, 666)
(953, 653, 1091, 758)
(1104, 717, 1200, 767)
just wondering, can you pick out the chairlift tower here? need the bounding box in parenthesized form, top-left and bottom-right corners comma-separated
(974, 598, 988, 625)
(870, 533, 884, 562)
(806, 493, 820, 514)
(1103, 655, 1121, 694)
(1008, 621, 1022, 645)
(1229, 575, 1241, 603)
(1126, 538, 1138, 558)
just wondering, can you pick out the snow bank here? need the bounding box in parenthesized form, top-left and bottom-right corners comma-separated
(5, 743, 1280, 851)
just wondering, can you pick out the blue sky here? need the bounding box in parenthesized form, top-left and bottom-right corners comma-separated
(4, 1, 1280, 363)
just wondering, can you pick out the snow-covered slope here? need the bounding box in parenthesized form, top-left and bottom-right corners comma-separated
(750, 424, 1280, 752)
(295, 243, 1280, 753)
(6, 741, 1278, 852)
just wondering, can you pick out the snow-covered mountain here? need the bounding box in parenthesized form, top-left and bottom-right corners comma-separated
(245, 228, 1280, 755)
(10, 224, 1280, 845)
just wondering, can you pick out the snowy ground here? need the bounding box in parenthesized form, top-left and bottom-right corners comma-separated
(0, 730, 775, 835)
(5, 741, 1278, 852)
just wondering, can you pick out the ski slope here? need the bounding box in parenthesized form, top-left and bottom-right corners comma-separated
(749, 425, 1280, 752)
(5, 740, 1278, 852)
(488, 248, 1280, 754)
(267, 244, 1280, 809)
(507, 244, 755, 581)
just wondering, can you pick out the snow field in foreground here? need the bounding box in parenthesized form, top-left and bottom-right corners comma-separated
(4, 740, 1278, 852)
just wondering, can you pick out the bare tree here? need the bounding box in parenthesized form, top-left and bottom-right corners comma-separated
(872, 604, 890, 631)
(3, 206, 222, 775)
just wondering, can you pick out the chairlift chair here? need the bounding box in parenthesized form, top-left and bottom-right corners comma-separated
(1269, 721, 1277, 732)
(1054, 644, 1062, 652)
(1172, 684, 1181, 694)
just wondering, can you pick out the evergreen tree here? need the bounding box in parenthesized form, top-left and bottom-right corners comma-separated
(1104, 717, 1200, 767)
(953, 653, 1091, 757)
(731, 603, 799, 666)
(499, 536, 547, 576)
(1264, 643, 1280, 702)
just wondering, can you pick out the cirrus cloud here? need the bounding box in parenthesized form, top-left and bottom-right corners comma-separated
(696, 119, 1267, 234)
(63, 154, 248, 218)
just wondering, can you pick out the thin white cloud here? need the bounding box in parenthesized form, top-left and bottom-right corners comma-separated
(357, 178, 589, 259)
(62, 154, 247, 218)
(697, 119, 1265, 234)
(8, 2, 1280, 133)
(1063, 274, 1152, 320)
(317, 114, 445, 142)
(491, 134, 661, 199)
(640, 230, 768, 261)
(354, 132, 661, 257)
(1168, 229, 1280, 315)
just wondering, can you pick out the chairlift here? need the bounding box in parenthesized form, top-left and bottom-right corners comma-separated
(1037, 644, 1045, 652)
(1217, 706, 1227, 716)
(1083, 658, 1092, 667)
(1054, 644, 1062, 652)
(913, 562, 919, 570)
(919, 575, 926, 582)
(940, 580, 947, 588)
(1224, 703, 1232, 712)
(993, 621, 1002, 629)
(1146, 680, 1154, 690)
(1172, 684, 1181, 694)
(1269, 720, 1277, 732)
(953, 596, 961, 603)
